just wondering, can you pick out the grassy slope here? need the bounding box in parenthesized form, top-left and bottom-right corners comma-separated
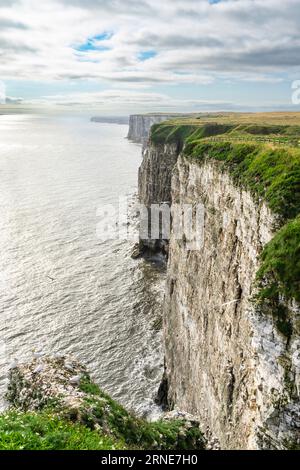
(0, 410, 123, 451)
(184, 141, 300, 221)
(0, 374, 205, 451)
(150, 113, 300, 336)
(76, 375, 204, 450)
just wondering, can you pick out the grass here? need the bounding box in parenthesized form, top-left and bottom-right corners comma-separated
(256, 217, 300, 304)
(0, 373, 205, 451)
(151, 122, 235, 148)
(150, 112, 300, 149)
(150, 112, 300, 128)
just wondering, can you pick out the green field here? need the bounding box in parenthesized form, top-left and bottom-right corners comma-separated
(151, 112, 300, 148)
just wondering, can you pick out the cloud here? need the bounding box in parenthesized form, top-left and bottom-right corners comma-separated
(5, 96, 23, 104)
(0, 18, 27, 29)
(0, 37, 36, 53)
(22, 87, 293, 113)
(60, 0, 155, 15)
(0, 0, 20, 6)
(0, 80, 5, 104)
(0, 0, 299, 110)
(28, 88, 237, 113)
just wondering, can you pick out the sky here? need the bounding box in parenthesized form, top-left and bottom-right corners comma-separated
(0, 0, 300, 114)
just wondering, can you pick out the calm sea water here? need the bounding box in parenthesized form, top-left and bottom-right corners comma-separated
(0, 114, 164, 417)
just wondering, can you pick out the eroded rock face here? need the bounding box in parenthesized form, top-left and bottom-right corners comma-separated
(138, 142, 179, 254)
(164, 156, 300, 450)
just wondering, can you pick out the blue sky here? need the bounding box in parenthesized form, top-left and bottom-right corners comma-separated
(0, 0, 300, 114)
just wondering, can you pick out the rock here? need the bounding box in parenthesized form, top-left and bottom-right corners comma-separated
(155, 372, 169, 410)
(139, 135, 300, 450)
(163, 410, 199, 426)
(6, 356, 87, 411)
(138, 140, 179, 256)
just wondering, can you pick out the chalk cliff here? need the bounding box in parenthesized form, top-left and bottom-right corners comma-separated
(138, 120, 300, 449)
(165, 156, 300, 450)
(128, 114, 185, 144)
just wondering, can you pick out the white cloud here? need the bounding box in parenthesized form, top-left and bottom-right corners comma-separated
(0, 0, 299, 109)
(0, 80, 6, 104)
(17, 87, 287, 114)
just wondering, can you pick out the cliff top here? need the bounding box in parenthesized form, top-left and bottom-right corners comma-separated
(150, 112, 300, 148)
(152, 111, 300, 126)
(150, 113, 300, 220)
(129, 113, 197, 118)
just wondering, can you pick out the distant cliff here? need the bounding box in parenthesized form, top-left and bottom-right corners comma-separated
(128, 114, 186, 144)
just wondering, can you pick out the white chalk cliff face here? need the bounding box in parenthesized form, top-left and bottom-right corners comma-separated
(165, 156, 300, 450)
(138, 142, 178, 206)
(137, 142, 179, 254)
(138, 138, 300, 449)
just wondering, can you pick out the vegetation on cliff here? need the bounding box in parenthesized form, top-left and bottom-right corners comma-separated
(150, 112, 300, 149)
(184, 141, 300, 221)
(255, 216, 300, 339)
(257, 216, 300, 304)
(150, 113, 300, 337)
(0, 356, 205, 451)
